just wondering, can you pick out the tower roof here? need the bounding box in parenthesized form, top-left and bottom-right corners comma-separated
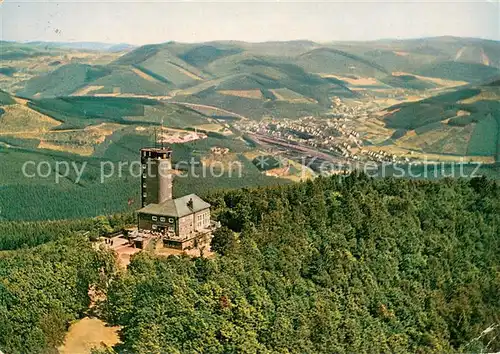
(141, 147, 172, 153)
(137, 194, 210, 218)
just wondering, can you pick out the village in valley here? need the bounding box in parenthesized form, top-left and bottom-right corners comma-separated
(235, 95, 413, 171)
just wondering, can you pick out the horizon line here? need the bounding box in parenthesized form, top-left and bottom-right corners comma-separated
(5, 34, 500, 47)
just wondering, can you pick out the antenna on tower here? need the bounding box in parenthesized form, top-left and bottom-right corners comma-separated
(160, 119, 165, 149)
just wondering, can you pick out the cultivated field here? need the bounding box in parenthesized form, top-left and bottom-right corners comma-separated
(0, 104, 62, 133)
(270, 88, 317, 103)
(320, 74, 380, 86)
(391, 71, 468, 87)
(218, 89, 263, 99)
(362, 144, 495, 163)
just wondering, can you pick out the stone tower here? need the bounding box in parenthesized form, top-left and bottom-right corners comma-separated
(140, 147, 173, 207)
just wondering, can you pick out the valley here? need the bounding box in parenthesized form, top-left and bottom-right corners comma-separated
(1, 37, 500, 222)
(1, 0, 500, 350)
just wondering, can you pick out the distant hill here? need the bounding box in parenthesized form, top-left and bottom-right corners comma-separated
(347, 36, 500, 68)
(415, 61, 500, 83)
(179, 44, 243, 68)
(0, 41, 61, 60)
(382, 83, 500, 159)
(133, 50, 207, 86)
(0, 89, 16, 105)
(27, 96, 211, 129)
(324, 36, 500, 79)
(7, 37, 500, 121)
(207, 58, 350, 98)
(25, 41, 136, 52)
(17, 64, 112, 98)
(175, 60, 352, 119)
(379, 74, 439, 90)
(85, 67, 174, 95)
(296, 47, 389, 77)
(384, 87, 483, 130)
(232, 40, 320, 57)
(0, 67, 17, 77)
(485, 78, 500, 87)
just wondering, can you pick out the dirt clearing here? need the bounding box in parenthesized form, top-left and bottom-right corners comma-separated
(58, 317, 120, 354)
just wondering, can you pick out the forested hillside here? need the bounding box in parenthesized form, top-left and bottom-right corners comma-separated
(102, 174, 500, 353)
(382, 82, 500, 159)
(0, 175, 498, 353)
(0, 236, 116, 353)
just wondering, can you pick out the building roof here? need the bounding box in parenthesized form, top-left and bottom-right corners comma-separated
(137, 194, 210, 218)
(141, 147, 172, 153)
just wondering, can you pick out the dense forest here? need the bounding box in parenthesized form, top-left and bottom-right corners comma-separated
(0, 133, 289, 221)
(102, 174, 499, 353)
(0, 174, 499, 353)
(0, 237, 116, 353)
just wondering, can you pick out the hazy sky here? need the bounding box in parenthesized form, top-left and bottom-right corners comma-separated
(1, 0, 499, 44)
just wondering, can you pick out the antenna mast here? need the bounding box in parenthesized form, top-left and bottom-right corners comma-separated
(160, 119, 164, 149)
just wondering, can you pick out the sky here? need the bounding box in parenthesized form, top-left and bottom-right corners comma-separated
(1, 0, 499, 44)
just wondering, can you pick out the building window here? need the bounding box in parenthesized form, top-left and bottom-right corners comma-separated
(143, 183, 147, 188)
(152, 216, 158, 221)
(142, 164, 147, 170)
(160, 217, 166, 222)
(168, 218, 174, 223)
(142, 174, 146, 178)
(143, 193, 147, 198)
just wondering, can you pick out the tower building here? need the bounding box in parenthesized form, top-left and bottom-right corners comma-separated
(140, 147, 173, 207)
(136, 146, 214, 250)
